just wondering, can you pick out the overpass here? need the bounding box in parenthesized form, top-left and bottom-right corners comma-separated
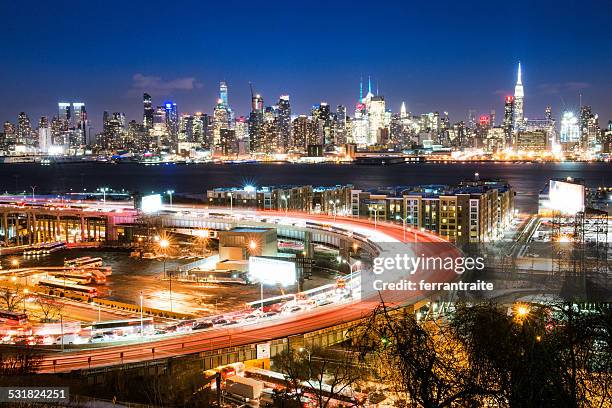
(33, 210, 459, 374)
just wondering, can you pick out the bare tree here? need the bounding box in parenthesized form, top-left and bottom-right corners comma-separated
(34, 296, 65, 322)
(350, 302, 490, 408)
(0, 285, 25, 312)
(273, 345, 367, 407)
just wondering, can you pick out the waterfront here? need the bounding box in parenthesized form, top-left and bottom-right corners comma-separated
(1, 162, 612, 212)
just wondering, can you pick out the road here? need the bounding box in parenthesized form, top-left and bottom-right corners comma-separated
(31, 209, 459, 373)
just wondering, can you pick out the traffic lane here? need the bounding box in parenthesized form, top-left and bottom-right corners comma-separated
(38, 213, 458, 372)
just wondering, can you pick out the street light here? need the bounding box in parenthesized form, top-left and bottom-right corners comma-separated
(329, 200, 339, 221)
(99, 187, 109, 203)
(369, 207, 379, 229)
(159, 239, 172, 313)
(227, 192, 233, 214)
(281, 195, 288, 216)
(166, 190, 174, 208)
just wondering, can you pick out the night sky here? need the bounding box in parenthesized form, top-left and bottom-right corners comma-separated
(2, 0, 611, 130)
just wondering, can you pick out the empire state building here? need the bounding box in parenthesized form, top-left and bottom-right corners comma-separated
(513, 62, 524, 129)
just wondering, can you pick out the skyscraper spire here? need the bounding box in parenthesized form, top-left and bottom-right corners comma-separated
(513, 61, 524, 128)
(400, 102, 407, 118)
(368, 75, 372, 95)
(359, 76, 363, 102)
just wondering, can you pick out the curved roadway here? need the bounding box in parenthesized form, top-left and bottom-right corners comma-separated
(38, 211, 459, 373)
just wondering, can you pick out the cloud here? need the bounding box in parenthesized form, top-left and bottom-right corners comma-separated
(126, 73, 202, 96)
(537, 81, 591, 95)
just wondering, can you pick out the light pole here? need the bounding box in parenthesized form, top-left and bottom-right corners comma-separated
(369, 207, 379, 229)
(281, 195, 288, 216)
(159, 239, 171, 312)
(30, 186, 36, 202)
(166, 190, 174, 208)
(140, 292, 144, 337)
(329, 199, 339, 221)
(99, 187, 108, 203)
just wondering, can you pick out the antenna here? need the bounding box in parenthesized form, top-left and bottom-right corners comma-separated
(249, 82, 254, 99)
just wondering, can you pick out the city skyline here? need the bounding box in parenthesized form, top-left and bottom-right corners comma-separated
(2, 0, 611, 129)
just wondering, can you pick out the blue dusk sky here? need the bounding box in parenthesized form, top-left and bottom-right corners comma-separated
(1, 0, 611, 129)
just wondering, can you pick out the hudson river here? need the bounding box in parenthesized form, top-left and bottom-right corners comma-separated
(1, 162, 611, 212)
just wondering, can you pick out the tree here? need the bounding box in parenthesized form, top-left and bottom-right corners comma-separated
(34, 296, 65, 322)
(450, 301, 612, 408)
(272, 345, 366, 408)
(0, 285, 25, 312)
(351, 302, 488, 408)
(0, 346, 43, 379)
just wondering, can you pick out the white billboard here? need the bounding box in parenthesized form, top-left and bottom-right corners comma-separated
(141, 194, 162, 213)
(249, 256, 296, 287)
(549, 180, 585, 215)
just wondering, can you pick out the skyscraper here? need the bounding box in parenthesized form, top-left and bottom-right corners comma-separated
(38, 117, 52, 153)
(220, 82, 229, 107)
(143, 93, 154, 129)
(249, 94, 265, 153)
(58, 102, 71, 123)
(503, 96, 514, 146)
(213, 98, 231, 148)
(17, 112, 32, 145)
(560, 112, 580, 144)
(277, 95, 291, 152)
(164, 101, 178, 147)
(513, 62, 524, 129)
(72, 102, 87, 146)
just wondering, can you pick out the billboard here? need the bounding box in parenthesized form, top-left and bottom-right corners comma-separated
(548, 180, 585, 215)
(141, 194, 162, 213)
(248, 256, 296, 287)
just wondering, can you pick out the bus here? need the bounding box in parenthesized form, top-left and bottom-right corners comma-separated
(0, 310, 28, 325)
(48, 272, 94, 285)
(37, 279, 98, 297)
(89, 318, 154, 336)
(64, 257, 103, 268)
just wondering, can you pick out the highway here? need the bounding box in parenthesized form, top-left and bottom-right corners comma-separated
(25, 208, 459, 373)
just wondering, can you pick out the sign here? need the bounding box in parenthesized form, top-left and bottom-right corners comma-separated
(249, 257, 297, 287)
(256, 343, 271, 359)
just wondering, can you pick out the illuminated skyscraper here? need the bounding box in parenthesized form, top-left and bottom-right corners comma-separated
(249, 94, 265, 153)
(72, 102, 87, 146)
(560, 112, 580, 144)
(143, 93, 153, 129)
(220, 82, 229, 107)
(38, 117, 52, 153)
(277, 95, 291, 152)
(513, 62, 524, 129)
(164, 101, 178, 139)
(503, 96, 514, 145)
(17, 112, 32, 145)
(213, 98, 231, 148)
(58, 102, 71, 122)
